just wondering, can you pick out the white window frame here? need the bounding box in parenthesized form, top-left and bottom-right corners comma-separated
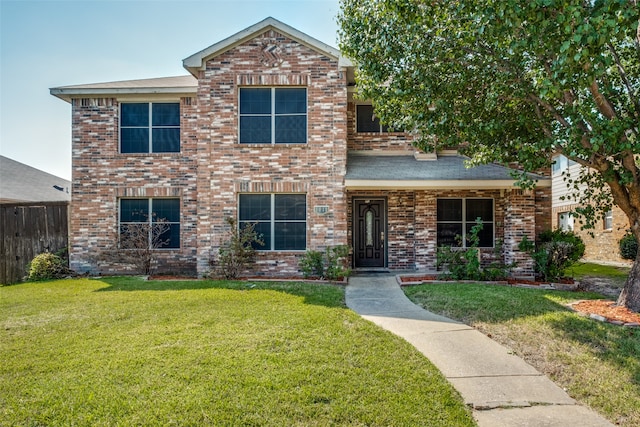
(238, 87, 308, 144)
(604, 210, 613, 230)
(558, 212, 574, 231)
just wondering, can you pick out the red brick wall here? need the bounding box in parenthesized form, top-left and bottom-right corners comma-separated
(194, 29, 349, 277)
(346, 101, 415, 152)
(347, 188, 536, 276)
(69, 97, 200, 275)
(69, 30, 349, 277)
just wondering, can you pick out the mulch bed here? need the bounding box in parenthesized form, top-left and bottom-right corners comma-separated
(569, 300, 640, 325)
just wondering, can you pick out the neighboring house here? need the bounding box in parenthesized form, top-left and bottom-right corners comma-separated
(50, 17, 551, 278)
(551, 154, 630, 263)
(0, 156, 70, 204)
(0, 156, 71, 284)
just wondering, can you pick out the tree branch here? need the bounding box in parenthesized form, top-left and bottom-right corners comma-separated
(607, 42, 640, 117)
(589, 80, 617, 119)
(527, 94, 572, 128)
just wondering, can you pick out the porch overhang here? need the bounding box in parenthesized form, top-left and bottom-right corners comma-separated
(344, 179, 537, 190)
(345, 153, 551, 190)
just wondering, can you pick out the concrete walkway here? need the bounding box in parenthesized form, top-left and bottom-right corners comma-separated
(345, 275, 614, 427)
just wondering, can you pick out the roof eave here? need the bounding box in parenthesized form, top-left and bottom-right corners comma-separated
(182, 16, 342, 76)
(344, 179, 551, 190)
(49, 86, 198, 103)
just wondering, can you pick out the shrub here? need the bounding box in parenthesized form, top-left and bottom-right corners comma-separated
(519, 229, 585, 281)
(212, 217, 264, 279)
(28, 252, 71, 281)
(619, 232, 637, 260)
(299, 245, 351, 281)
(299, 250, 324, 278)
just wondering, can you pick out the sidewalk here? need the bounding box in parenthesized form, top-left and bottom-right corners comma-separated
(345, 275, 614, 427)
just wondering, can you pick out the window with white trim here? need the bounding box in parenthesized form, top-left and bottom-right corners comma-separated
(604, 210, 613, 230)
(119, 198, 180, 248)
(120, 102, 180, 153)
(558, 212, 574, 231)
(356, 104, 390, 133)
(437, 198, 494, 247)
(239, 194, 306, 250)
(551, 155, 577, 175)
(239, 88, 307, 144)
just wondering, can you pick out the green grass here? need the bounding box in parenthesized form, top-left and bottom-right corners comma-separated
(1, 278, 475, 426)
(565, 262, 630, 283)
(404, 283, 640, 427)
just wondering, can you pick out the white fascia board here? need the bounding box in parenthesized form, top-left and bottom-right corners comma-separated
(345, 179, 551, 190)
(183, 17, 341, 76)
(49, 87, 197, 103)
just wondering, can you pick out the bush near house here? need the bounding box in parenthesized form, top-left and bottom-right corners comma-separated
(27, 252, 71, 281)
(519, 229, 585, 281)
(299, 245, 351, 281)
(619, 232, 637, 260)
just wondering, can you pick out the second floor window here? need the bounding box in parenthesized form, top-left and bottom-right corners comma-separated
(120, 102, 180, 153)
(357, 104, 390, 133)
(239, 87, 307, 144)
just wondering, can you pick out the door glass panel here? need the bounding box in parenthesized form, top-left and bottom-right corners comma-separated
(365, 209, 374, 246)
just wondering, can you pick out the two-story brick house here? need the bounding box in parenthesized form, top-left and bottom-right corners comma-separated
(51, 17, 551, 278)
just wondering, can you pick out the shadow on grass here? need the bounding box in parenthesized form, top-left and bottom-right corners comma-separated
(405, 283, 640, 396)
(94, 276, 346, 309)
(546, 313, 640, 386)
(404, 283, 604, 323)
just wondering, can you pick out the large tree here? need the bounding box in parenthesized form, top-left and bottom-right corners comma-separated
(339, 0, 640, 311)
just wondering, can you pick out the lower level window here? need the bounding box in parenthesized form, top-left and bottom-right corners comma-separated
(239, 194, 306, 250)
(437, 198, 494, 247)
(604, 210, 613, 230)
(558, 212, 574, 231)
(119, 198, 180, 249)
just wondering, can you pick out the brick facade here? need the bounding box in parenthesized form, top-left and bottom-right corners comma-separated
(552, 204, 630, 264)
(59, 19, 548, 278)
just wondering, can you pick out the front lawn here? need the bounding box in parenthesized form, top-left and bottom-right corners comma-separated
(566, 262, 630, 281)
(404, 283, 640, 427)
(1, 278, 474, 426)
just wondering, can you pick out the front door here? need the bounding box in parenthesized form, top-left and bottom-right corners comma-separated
(353, 199, 386, 268)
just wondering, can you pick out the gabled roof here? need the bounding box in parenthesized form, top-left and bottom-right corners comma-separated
(0, 156, 71, 204)
(50, 75, 197, 103)
(345, 153, 550, 190)
(182, 16, 351, 76)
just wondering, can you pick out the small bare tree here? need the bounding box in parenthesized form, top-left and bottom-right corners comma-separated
(211, 217, 264, 279)
(117, 216, 171, 275)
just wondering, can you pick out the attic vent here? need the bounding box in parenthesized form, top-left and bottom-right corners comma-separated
(53, 185, 64, 192)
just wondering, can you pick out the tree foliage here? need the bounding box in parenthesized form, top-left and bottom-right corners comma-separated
(339, 0, 640, 310)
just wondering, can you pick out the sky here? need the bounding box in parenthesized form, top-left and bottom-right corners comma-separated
(0, 0, 341, 180)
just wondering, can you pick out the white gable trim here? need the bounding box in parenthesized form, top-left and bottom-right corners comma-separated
(182, 16, 343, 76)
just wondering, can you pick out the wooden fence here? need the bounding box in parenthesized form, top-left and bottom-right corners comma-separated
(0, 202, 68, 285)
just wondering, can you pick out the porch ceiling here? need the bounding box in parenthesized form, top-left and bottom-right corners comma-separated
(345, 153, 551, 190)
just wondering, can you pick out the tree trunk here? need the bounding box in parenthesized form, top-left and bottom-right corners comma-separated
(617, 249, 640, 313)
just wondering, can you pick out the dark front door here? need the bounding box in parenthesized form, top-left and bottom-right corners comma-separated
(354, 199, 386, 268)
